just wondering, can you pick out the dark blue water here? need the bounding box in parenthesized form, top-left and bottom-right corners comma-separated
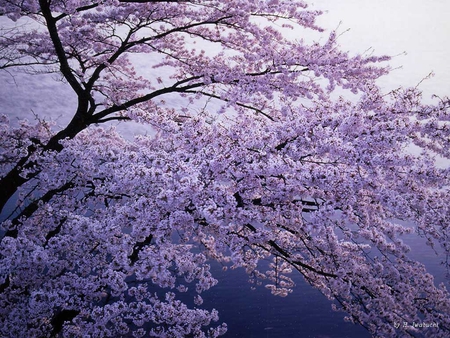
(200, 228, 449, 338)
(202, 264, 370, 338)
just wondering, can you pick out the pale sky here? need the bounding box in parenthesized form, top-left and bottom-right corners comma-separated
(311, 0, 450, 99)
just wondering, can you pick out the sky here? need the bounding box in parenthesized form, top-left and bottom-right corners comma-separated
(310, 0, 450, 99)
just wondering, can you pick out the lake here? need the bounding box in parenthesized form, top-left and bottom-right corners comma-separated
(200, 225, 449, 337)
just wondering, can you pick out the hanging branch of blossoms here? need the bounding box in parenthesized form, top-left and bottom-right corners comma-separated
(1, 0, 450, 337)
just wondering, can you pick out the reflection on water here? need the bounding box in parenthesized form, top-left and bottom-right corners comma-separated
(201, 229, 449, 338)
(203, 263, 370, 338)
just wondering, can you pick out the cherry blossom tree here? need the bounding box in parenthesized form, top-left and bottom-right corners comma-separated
(1, 0, 450, 337)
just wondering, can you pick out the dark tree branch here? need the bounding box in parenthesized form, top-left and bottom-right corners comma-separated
(186, 90, 275, 121)
(1, 180, 75, 240)
(243, 223, 338, 279)
(51, 309, 80, 337)
(129, 234, 154, 265)
(92, 77, 205, 120)
(38, 0, 84, 96)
